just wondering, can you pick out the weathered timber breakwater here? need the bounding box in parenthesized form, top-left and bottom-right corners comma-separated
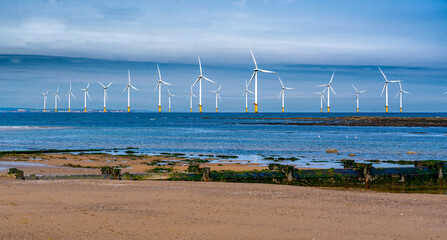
(226, 116, 447, 127)
(5, 160, 446, 193)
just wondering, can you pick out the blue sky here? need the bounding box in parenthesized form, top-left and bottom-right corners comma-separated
(0, 0, 446, 112)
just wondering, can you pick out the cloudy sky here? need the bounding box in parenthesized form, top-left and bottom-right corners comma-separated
(0, 0, 446, 112)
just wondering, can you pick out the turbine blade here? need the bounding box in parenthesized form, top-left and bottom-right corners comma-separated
(330, 86, 337, 96)
(317, 84, 328, 87)
(98, 81, 106, 88)
(128, 69, 131, 84)
(218, 93, 222, 102)
(167, 87, 171, 95)
(192, 77, 200, 87)
(403, 91, 410, 94)
(247, 72, 256, 86)
(394, 92, 400, 99)
(247, 90, 254, 94)
(153, 83, 160, 93)
(157, 64, 162, 80)
(198, 56, 202, 75)
(218, 84, 222, 91)
(352, 84, 358, 93)
(285, 87, 294, 90)
(106, 82, 113, 88)
(359, 90, 367, 93)
(122, 86, 129, 94)
(86, 82, 90, 89)
(329, 71, 335, 84)
(203, 76, 216, 84)
(131, 85, 139, 91)
(380, 84, 386, 96)
(278, 90, 283, 99)
(278, 76, 284, 88)
(250, 48, 257, 69)
(258, 69, 276, 74)
(162, 81, 173, 86)
(86, 91, 91, 102)
(378, 67, 388, 82)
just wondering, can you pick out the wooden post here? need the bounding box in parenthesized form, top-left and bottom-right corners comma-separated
(363, 164, 372, 189)
(202, 167, 210, 182)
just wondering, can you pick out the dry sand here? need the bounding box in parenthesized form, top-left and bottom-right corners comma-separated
(0, 179, 446, 239)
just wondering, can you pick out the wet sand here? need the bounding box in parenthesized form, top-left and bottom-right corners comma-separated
(0, 179, 445, 239)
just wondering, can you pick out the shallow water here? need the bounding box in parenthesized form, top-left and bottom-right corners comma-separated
(0, 112, 446, 168)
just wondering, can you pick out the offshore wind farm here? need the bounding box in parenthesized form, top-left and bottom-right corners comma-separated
(0, 1, 446, 239)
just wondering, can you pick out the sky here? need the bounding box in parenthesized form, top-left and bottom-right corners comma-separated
(0, 0, 446, 112)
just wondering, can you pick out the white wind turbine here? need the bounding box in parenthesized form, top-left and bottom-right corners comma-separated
(188, 87, 197, 112)
(154, 64, 173, 113)
(167, 87, 175, 112)
(41, 90, 48, 112)
(98, 81, 112, 112)
(247, 49, 277, 113)
(53, 86, 61, 112)
(379, 67, 399, 113)
(122, 70, 139, 113)
(352, 85, 366, 113)
(314, 90, 326, 113)
(210, 84, 222, 113)
(317, 71, 337, 113)
(278, 76, 294, 113)
(66, 83, 76, 112)
(395, 81, 410, 113)
(192, 57, 216, 113)
(80, 82, 90, 112)
(242, 78, 253, 113)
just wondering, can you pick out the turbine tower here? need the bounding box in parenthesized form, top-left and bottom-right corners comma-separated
(122, 70, 139, 113)
(395, 81, 410, 113)
(247, 49, 277, 113)
(352, 85, 366, 113)
(188, 87, 197, 112)
(80, 82, 90, 112)
(317, 71, 337, 113)
(314, 90, 326, 113)
(278, 77, 294, 113)
(98, 82, 112, 112)
(192, 57, 216, 113)
(379, 67, 399, 113)
(41, 90, 48, 112)
(53, 86, 60, 112)
(210, 84, 222, 113)
(167, 87, 175, 112)
(242, 79, 253, 113)
(154, 64, 173, 113)
(66, 83, 76, 112)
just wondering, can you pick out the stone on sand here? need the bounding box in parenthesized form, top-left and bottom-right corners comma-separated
(326, 149, 338, 154)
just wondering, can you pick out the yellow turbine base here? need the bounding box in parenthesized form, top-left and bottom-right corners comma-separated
(327, 107, 330, 113)
(169, 108, 171, 113)
(400, 108, 402, 113)
(320, 108, 322, 113)
(199, 105, 202, 113)
(245, 107, 247, 113)
(386, 106, 388, 113)
(254, 103, 258, 114)
(55, 108, 57, 113)
(216, 108, 218, 113)
(190, 108, 192, 113)
(282, 107, 284, 113)
(68, 108, 71, 113)
(357, 108, 359, 113)
(127, 107, 130, 113)
(158, 106, 161, 113)
(84, 108, 86, 112)
(43, 109, 46, 113)
(104, 107, 106, 112)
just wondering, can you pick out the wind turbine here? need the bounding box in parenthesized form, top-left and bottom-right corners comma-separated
(394, 81, 410, 113)
(314, 90, 326, 113)
(352, 85, 366, 113)
(379, 67, 399, 113)
(278, 76, 294, 113)
(188, 87, 197, 112)
(154, 64, 173, 113)
(242, 78, 253, 113)
(98, 81, 112, 112)
(80, 82, 90, 112)
(247, 49, 277, 113)
(210, 84, 222, 113)
(317, 71, 337, 113)
(66, 83, 76, 112)
(122, 70, 139, 113)
(192, 57, 216, 113)
(167, 87, 175, 112)
(41, 90, 48, 112)
(53, 86, 61, 112)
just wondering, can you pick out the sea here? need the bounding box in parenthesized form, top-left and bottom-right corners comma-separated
(0, 112, 446, 169)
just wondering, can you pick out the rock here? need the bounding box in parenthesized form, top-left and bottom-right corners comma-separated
(348, 153, 356, 157)
(407, 151, 417, 154)
(326, 149, 338, 154)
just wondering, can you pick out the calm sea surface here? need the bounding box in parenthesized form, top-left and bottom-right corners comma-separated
(0, 112, 446, 169)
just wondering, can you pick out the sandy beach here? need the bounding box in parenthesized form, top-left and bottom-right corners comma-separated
(0, 179, 446, 239)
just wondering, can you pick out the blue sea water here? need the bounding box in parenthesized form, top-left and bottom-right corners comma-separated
(0, 112, 446, 169)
